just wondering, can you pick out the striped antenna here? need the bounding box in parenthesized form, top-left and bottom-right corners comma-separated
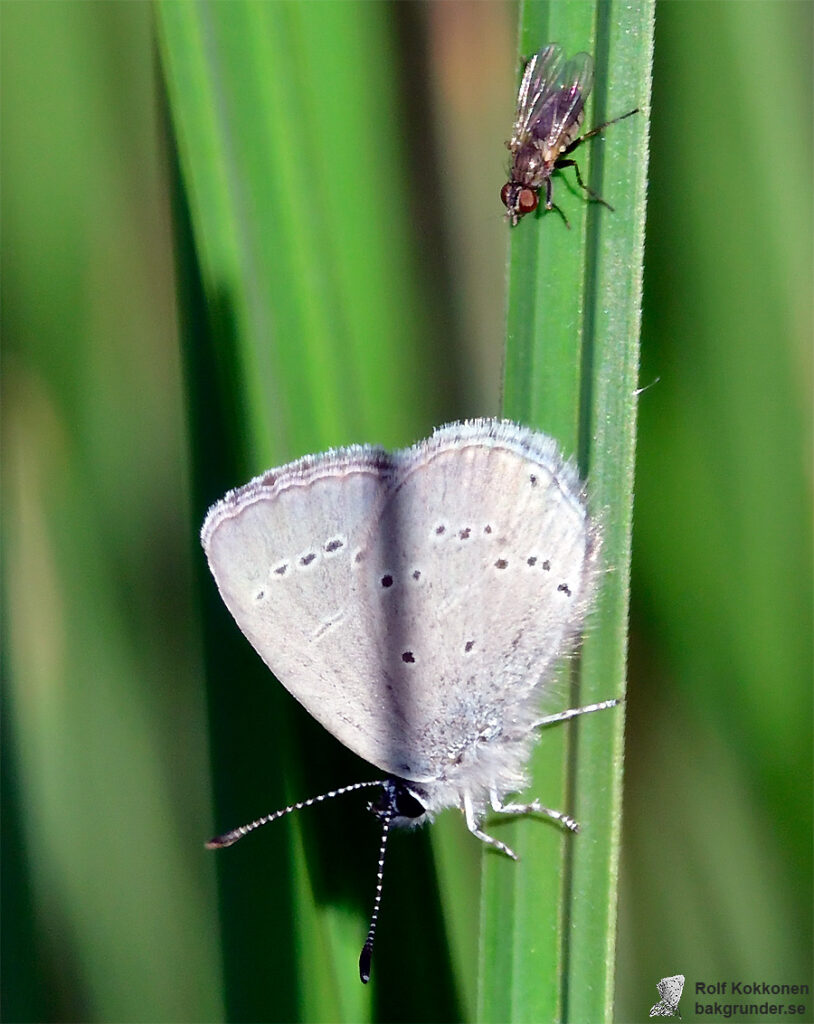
(359, 798, 393, 984)
(205, 779, 387, 849)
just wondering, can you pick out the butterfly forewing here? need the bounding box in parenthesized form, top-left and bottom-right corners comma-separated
(202, 450, 405, 774)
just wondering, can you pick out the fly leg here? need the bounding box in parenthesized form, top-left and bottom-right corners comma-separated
(556, 107, 639, 212)
(544, 175, 571, 229)
(565, 107, 639, 150)
(555, 157, 614, 211)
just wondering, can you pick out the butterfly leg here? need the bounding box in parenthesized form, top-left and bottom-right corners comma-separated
(490, 790, 580, 833)
(463, 791, 519, 860)
(533, 697, 619, 730)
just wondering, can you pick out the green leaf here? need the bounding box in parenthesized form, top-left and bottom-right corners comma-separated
(157, 4, 462, 1019)
(479, 3, 654, 1021)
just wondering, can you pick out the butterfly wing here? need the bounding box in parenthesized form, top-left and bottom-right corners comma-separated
(202, 420, 598, 796)
(202, 444, 404, 774)
(371, 420, 598, 793)
(650, 975, 685, 1017)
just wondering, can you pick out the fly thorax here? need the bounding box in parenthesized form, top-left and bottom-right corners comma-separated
(513, 142, 544, 183)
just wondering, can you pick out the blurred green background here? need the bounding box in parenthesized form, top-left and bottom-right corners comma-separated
(2, 2, 810, 1023)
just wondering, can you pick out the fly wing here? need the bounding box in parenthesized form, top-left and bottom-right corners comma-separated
(510, 44, 565, 149)
(530, 51, 594, 153)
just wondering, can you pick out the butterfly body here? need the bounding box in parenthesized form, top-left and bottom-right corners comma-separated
(203, 418, 618, 980)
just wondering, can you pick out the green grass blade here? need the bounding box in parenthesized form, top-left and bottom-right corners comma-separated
(564, 7, 654, 1021)
(479, 2, 654, 1021)
(1, 6, 223, 1021)
(617, 3, 812, 1014)
(157, 5, 461, 1020)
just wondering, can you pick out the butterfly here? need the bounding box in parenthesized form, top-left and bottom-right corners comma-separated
(650, 974, 686, 1018)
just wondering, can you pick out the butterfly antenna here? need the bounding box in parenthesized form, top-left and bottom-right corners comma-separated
(359, 800, 394, 984)
(206, 780, 387, 849)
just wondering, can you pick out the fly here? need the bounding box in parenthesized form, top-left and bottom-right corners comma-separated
(501, 43, 638, 227)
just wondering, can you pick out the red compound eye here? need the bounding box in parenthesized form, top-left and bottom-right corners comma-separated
(500, 182, 513, 208)
(518, 189, 538, 214)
